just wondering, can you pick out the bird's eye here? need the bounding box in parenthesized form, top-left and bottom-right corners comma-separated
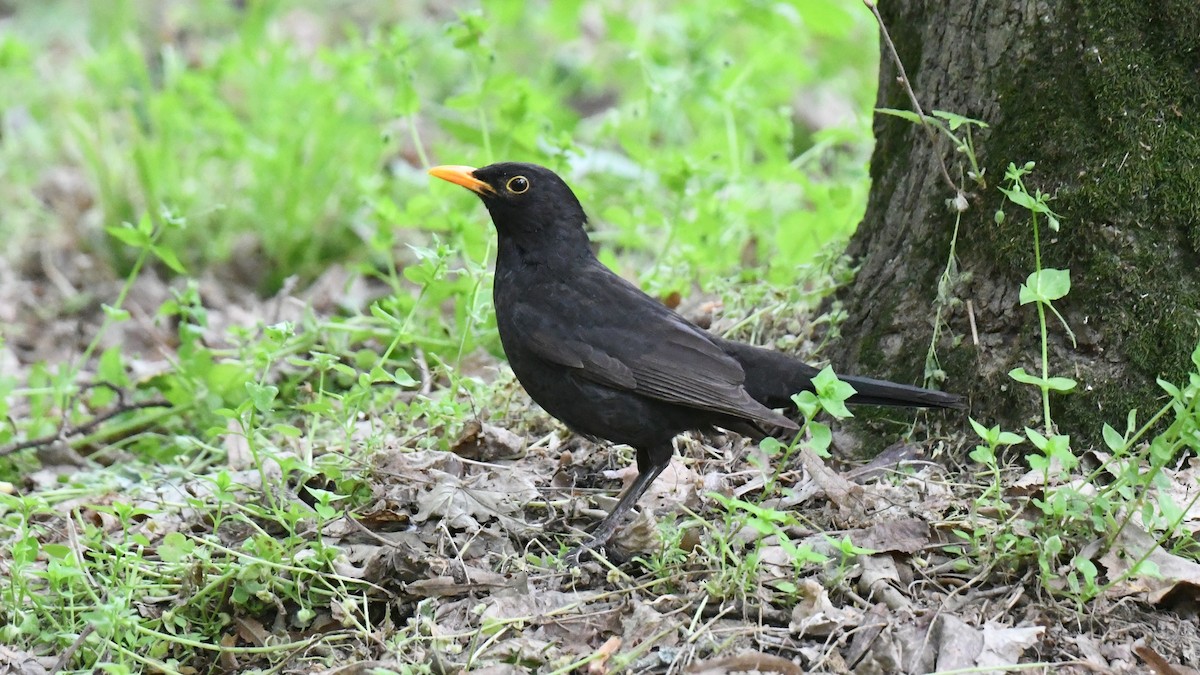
(506, 176, 530, 194)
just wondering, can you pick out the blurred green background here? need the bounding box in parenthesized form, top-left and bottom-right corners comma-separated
(0, 0, 877, 284)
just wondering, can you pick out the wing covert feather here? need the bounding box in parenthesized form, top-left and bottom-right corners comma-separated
(506, 273, 795, 429)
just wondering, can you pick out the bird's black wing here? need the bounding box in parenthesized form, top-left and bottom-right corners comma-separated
(505, 266, 797, 430)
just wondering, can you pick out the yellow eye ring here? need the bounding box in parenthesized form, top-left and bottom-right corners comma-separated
(506, 176, 530, 194)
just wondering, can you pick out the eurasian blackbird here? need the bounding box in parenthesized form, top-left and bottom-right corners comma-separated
(429, 162, 964, 554)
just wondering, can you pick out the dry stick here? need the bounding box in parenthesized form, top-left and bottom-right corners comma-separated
(967, 299, 980, 346)
(863, 0, 961, 197)
(0, 399, 171, 457)
(50, 624, 96, 672)
(414, 346, 432, 396)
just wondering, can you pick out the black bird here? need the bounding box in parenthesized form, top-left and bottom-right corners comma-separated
(429, 162, 964, 554)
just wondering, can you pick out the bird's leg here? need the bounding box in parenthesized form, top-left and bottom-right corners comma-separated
(567, 444, 671, 562)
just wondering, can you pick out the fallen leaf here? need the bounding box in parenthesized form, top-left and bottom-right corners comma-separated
(1101, 525, 1200, 606)
(451, 419, 525, 461)
(788, 579, 859, 636)
(686, 651, 802, 675)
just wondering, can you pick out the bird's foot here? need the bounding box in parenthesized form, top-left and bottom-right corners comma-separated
(563, 542, 596, 567)
(563, 539, 633, 567)
(563, 528, 609, 566)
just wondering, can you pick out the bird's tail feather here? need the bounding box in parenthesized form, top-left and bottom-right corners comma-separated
(715, 337, 965, 411)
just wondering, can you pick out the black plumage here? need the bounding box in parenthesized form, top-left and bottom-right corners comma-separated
(430, 162, 964, 555)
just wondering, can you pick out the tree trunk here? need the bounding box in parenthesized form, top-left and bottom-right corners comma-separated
(833, 0, 1200, 438)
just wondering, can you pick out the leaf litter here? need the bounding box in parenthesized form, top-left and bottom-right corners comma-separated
(3, 205, 1200, 673)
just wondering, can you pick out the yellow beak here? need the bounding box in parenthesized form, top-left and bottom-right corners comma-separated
(428, 165, 495, 195)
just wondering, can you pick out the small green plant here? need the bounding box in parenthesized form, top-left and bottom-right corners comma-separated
(0, 1, 891, 669)
(697, 367, 854, 600)
(967, 418, 1025, 507)
(954, 166, 1200, 601)
(877, 107, 989, 189)
(997, 161, 1077, 434)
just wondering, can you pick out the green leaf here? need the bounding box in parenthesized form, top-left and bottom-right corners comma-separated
(1018, 283, 1036, 305)
(158, 532, 195, 563)
(97, 347, 130, 387)
(106, 224, 151, 248)
(1157, 378, 1181, 398)
(875, 107, 924, 125)
(969, 445, 994, 464)
(369, 303, 404, 328)
(1034, 268, 1071, 301)
(812, 366, 855, 419)
(1020, 268, 1071, 305)
(790, 390, 819, 420)
(1008, 367, 1040, 385)
(101, 304, 131, 322)
(1074, 556, 1098, 587)
(1043, 534, 1063, 557)
(999, 186, 1040, 212)
(808, 421, 832, 457)
(968, 417, 994, 443)
(1024, 427, 1048, 450)
(246, 382, 279, 413)
(392, 368, 419, 387)
(42, 543, 72, 559)
(135, 212, 155, 234)
(1131, 558, 1161, 579)
(151, 244, 187, 274)
(1045, 434, 1076, 470)
(997, 431, 1025, 446)
(1044, 376, 1077, 392)
(931, 109, 988, 130)
(759, 436, 784, 457)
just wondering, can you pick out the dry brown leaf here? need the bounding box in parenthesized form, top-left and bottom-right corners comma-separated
(451, 419, 525, 461)
(799, 447, 865, 511)
(857, 554, 911, 611)
(1134, 641, 1192, 675)
(604, 455, 699, 515)
(788, 578, 859, 636)
(233, 616, 269, 647)
(976, 621, 1046, 670)
(851, 517, 931, 554)
(931, 615, 985, 672)
(413, 467, 538, 531)
(1101, 525, 1200, 606)
(404, 566, 509, 598)
(481, 588, 612, 646)
(685, 651, 803, 675)
(223, 417, 253, 470)
(1011, 455, 1069, 495)
(844, 602, 891, 669)
(586, 636, 622, 675)
(620, 599, 675, 651)
(0, 644, 55, 675)
(846, 441, 926, 483)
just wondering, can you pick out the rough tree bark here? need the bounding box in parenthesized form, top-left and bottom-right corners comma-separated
(832, 0, 1200, 439)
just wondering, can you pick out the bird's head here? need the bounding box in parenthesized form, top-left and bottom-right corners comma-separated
(428, 162, 590, 250)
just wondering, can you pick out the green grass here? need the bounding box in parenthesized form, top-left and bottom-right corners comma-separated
(0, 1, 881, 670)
(8, 1, 1197, 672)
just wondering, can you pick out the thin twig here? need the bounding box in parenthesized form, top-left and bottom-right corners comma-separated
(414, 346, 432, 396)
(967, 299, 980, 346)
(0, 399, 170, 457)
(50, 624, 95, 672)
(863, 0, 961, 196)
